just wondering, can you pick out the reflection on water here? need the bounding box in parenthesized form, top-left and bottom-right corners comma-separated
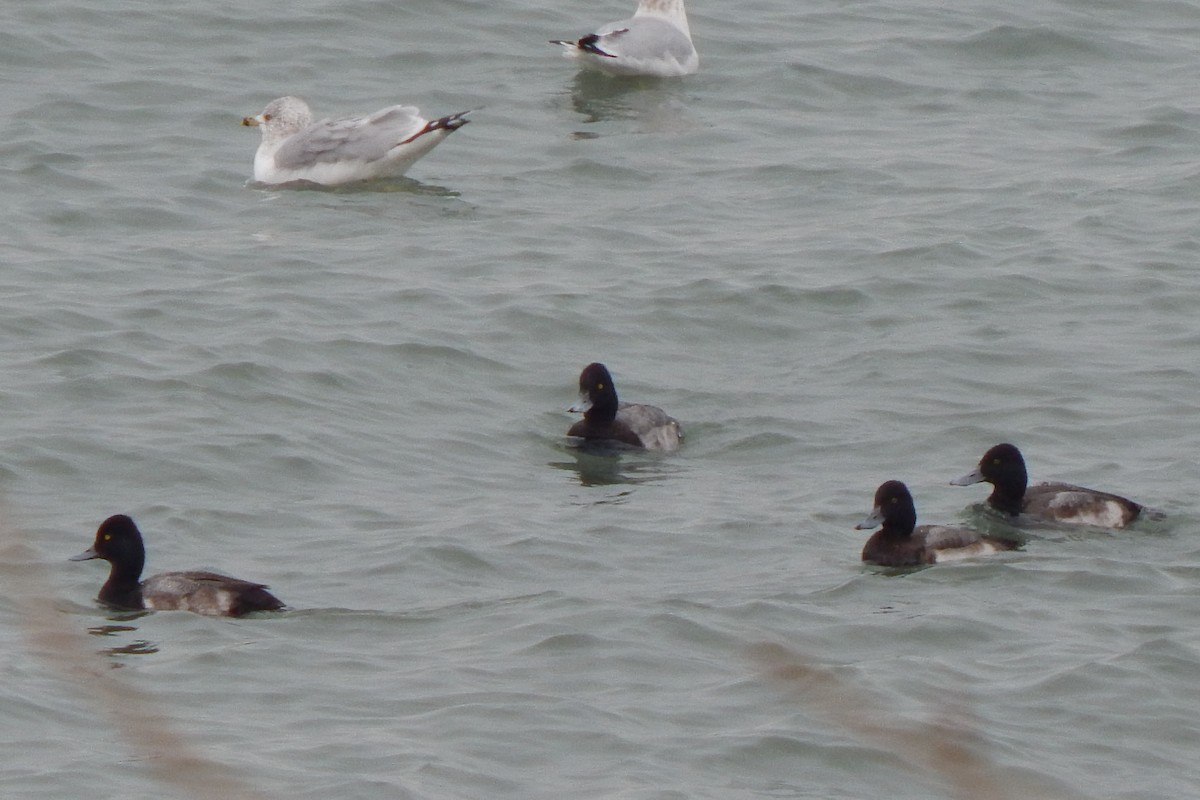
(565, 69, 695, 130)
(87, 624, 159, 659)
(549, 443, 687, 488)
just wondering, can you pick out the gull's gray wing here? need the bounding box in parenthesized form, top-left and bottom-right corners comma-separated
(599, 16, 694, 62)
(272, 105, 426, 169)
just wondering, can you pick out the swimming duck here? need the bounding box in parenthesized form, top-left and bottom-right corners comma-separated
(71, 515, 285, 616)
(950, 443, 1143, 529)
(856, 480, 1018, 566)
(567, 362, 683, 452)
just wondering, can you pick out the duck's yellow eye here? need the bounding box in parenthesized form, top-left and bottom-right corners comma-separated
(103, 533, 111, 541)
(598, 383, 605, 390)
(992, 458, 1000, 465)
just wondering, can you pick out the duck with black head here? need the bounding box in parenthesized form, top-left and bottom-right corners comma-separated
(567, 362, 683, 452)
(70, 515, 285, 617)
(856, 480, 1018, 567)
(950, 443, 1144, 529)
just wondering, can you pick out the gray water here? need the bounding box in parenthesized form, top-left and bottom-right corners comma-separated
(2, 0, 1200, 797)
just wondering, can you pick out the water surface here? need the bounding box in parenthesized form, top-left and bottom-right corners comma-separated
(2, 1, 1199, 798)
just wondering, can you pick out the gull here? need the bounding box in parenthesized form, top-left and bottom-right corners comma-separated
(241, 96, 469, 186)
(550, 0, 698, 78)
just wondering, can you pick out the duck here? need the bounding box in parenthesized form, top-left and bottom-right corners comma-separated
(70, 515, 285, 616)
(550, 0, 699, 78)
(241, 96, 469, 186)
(567, 362, 683, 452)
(950, 443, 1143, 529)
(856, 480, 1018, 566)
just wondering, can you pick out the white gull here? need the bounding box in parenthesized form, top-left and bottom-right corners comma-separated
(551, 0, 698, 78)
(241, 96, 469, 186)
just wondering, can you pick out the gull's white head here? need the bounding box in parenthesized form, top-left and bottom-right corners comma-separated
(241, 96, 314, 143)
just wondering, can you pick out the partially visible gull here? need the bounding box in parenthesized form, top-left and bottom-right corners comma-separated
(241, 96, 469, 186)
(551, 0, 698, 78)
